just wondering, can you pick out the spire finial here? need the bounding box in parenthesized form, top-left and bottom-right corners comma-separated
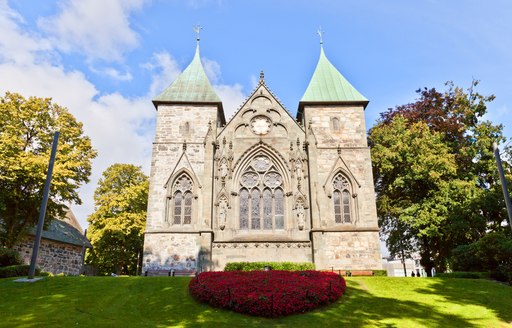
(193, 24, 202, 42)
(259, 70, 265, 84)
(317, 26, 324, 46)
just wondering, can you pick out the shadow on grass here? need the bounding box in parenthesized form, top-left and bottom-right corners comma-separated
(414, 278, 512, 325)
(0, 276, 509, 327)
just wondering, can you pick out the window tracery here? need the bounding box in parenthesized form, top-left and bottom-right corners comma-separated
(168, 173, 193, 225)
(333, 173, 351, 223)
(239, 155, 284, 230)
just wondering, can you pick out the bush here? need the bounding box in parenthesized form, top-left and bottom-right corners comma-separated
(435, 272, 490, 279)
(0, 265, 41, 278)
(372, 270, 387, 276)
(189, 270, 346, 317)
(224, 262, 315, 271)
(0, 247, 22, 267)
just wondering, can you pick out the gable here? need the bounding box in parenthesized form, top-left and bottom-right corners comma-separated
(218, 80, 304, 141)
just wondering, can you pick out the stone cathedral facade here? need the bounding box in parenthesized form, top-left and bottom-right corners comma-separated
(142, 41, 382, 272)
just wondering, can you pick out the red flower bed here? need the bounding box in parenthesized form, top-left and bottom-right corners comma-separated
(189, 270, 346, 317)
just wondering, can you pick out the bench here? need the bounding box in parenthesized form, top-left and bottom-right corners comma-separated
(144, 269, 195, 277)
(323, 269, 375, 276)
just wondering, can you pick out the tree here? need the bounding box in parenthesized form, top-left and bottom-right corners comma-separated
(369, 81, 509, 275)
(0, 92, 96, 247)
(86, 164, 148, 275)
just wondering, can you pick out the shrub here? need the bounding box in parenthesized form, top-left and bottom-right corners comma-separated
(189, 270, 346, 317)
(0, 247, 22, 267)
(0, 265, 41, 278)
(372, 270, 387, 276)
(224, 262, 315, 271)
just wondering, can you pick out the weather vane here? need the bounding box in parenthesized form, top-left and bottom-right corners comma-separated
(193, 24, 202, 42)
(317, 27, 324, 45)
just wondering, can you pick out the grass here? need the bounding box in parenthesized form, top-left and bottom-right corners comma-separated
(0, 276, 511, 327)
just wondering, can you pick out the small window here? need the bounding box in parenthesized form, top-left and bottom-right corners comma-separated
(332, 117, 340, 131)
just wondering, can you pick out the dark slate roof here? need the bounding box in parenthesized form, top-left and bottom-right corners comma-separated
(27, 209, 92, 248)
(39, 218, 92, 248)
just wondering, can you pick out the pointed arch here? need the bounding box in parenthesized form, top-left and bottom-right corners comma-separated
(234, 144, 289, 231)
(331, 171, 355, 224)
(165, 169, 198, 225)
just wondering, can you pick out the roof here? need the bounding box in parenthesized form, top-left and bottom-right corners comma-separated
(153, 43, 222, 106)
(299, 46, 368, 106)
(29, 209, 92, 248)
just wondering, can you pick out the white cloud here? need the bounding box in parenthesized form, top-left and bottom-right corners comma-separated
(0, 1, 53, 65)
(0, 2, 246, 229)
(214, 83, 245, 121)
(143, 51, 181, 97)
(38, 0, 148, 62)
(90, 66, 133, 81)
(202, 57, 221, 84)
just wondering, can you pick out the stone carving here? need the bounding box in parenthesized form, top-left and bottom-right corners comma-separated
(212, 242, 311, 249)
(218, 197, 228, 230)
(296, 202, 305, 230)
(220, 160, 228, 178)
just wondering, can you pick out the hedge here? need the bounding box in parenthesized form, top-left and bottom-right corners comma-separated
(224, 262, 315, 271)
(0, 265, 41, 278)
(372, 270, 387, 276)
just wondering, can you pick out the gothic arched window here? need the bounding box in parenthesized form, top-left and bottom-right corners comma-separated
(239, 155, 284, 230)
(169, 173, 193, 225)
(333, 173, 351, 224)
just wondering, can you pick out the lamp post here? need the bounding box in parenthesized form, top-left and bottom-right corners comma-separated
(493, 142, 512, 232)
(28, 131, 59, 279)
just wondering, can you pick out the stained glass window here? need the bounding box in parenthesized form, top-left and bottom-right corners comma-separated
(275, 188, 284, 229)
(342, 190, 350, 223)
(169, 173, 193, 225)
(333, 190, 342, 223)
(263, 189, 273, 229)
(333, 173, 351, 224)
(184, 191, 192, 224)
(239, 189, 249, 229)
(238, 155, 285, 230)
(251, 189, 261, 229)
(173, 191, 182, 225)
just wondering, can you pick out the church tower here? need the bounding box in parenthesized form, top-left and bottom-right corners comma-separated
(143, 37, 224, 272)
(143, 36, 381, 274)
(298, 43, 382, 270)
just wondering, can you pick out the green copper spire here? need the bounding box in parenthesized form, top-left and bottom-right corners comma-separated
(153, 42, 221, 105)
(300, 46, 368, 106)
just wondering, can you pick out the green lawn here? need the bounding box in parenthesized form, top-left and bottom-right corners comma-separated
(0, 276, 510, 327)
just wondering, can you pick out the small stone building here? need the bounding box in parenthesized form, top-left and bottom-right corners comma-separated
(143, 40, 382, 272)
(15, 210, 91, 275)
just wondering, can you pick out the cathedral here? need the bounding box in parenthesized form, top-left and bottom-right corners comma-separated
(142, 38, 382, 272)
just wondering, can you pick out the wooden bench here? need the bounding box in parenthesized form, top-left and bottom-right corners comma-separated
(323, 269, 375, 276)
(144, 269, 195, 277)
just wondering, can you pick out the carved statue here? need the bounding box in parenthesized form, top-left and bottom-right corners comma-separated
(220, 161, 228, 178)
(295, 159, 303, 180)
(218, 199, 227, 230)
(297, 202, 305, 230)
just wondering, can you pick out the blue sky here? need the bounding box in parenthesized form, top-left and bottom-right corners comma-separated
(1, 0, 511, 230)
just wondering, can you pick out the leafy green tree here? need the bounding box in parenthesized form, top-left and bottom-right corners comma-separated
(0, 92, 96, 247)
(86, 164, 148, 275)
(369, 81, 509, 275)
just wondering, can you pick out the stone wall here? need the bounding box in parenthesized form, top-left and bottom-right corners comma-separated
(212, 241, 312, 271)
(15, 236, 84, 275)
(313, 231, 382, 270)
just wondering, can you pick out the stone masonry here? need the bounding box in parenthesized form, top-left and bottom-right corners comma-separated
(143, 43, 382, 273)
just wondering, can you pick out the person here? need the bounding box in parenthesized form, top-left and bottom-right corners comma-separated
(411, 272, 415, 277)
